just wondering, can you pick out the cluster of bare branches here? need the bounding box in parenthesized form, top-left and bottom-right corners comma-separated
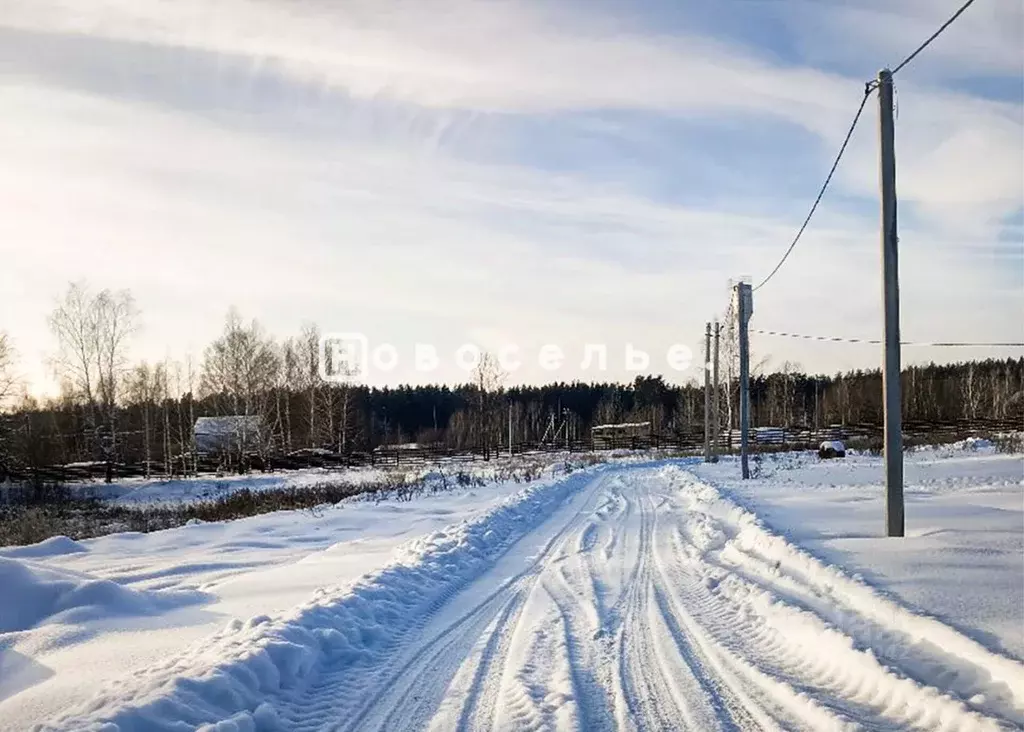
(0, 332, 18, 409)
(46, 283, 138, 476)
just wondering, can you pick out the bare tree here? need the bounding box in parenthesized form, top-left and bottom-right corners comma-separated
(186, 354, 199, 474)
(201, 308, 280, 419)
(0, 332, 18, 410)
(298, 323, 321, 447)
(472, 352, 506, 458)
(335, 383, 362, 453)
(124, 361, 166, 478)
(94, 290, 138, 426)
(49, 283, 99, 408)
(962, 362, 984, 421)
(49, 282, 138, 478)
(171, 355, 199, 475)
(279, 338, 299, 451)
(0, 333, 18, 477)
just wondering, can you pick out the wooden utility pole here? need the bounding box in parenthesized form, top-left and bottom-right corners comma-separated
(878, 68, 904, 537)
(735, 283, 752, 479)
(704, 322, 712, 462)
(712, 321, 720, 463)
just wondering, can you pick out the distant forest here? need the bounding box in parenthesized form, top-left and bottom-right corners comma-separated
(0, 283, 1022, 474)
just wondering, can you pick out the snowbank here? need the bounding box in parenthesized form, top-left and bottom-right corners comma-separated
(0, 558, 205, 634)
(1, 469, 568, 730)
(37, 466, 603, 731)
(669, 470, 1024, 710)
(693, 449, 1024, 661)
(0, 536, 88, 559)
(911, 437, 997, 456)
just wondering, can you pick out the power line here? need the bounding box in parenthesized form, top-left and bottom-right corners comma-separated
(891, 0, 978, 77)
(754, 329, 878, 344)
(753, 88, 873, 292)
(753, 0, 979, 293)
(752, 329, 1024, 348)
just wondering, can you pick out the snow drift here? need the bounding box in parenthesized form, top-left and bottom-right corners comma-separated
(0, 557, 206, 635)
(36, 467, 602, 731)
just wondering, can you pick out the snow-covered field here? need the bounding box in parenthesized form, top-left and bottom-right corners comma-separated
(68, 466, 409, 506)
(63, 451, 591, 506)
(1, 446, 1021, 731)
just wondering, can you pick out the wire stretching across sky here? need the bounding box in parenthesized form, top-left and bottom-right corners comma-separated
(890, 0, 978, 77)
(753, 0, 980, 293)
(752, 87, 872, 292)
(752, 329, 1024, 348)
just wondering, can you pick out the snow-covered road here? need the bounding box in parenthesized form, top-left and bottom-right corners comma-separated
(30, 462, 1024, 731)
(310, 467, 1023, 732)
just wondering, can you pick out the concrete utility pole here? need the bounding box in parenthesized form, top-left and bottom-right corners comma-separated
(735, 283, 753, 479)
(704, 322, 712, 462)
(878, 68, 904, 537)
(712, 321, 721, 463)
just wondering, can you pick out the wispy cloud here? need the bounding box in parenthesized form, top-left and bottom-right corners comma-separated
(1, 0, 1020, 390)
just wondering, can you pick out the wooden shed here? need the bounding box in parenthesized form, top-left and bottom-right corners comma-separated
(591, 421, 651, 449)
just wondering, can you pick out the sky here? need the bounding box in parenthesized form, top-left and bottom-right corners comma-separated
(0, 0, 1021, 393)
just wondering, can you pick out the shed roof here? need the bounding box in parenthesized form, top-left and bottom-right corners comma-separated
(194, 416, 262, 434)
(591, 422, 651, 431)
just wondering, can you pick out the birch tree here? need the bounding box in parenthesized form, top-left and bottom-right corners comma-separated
(124, 362, 166, 478)
(299, 323, 321, 447)
(49, 283, 138, 476)
(200, 309, 280, 418)
(472, 352, 506, 458)
(0, 333, 17, 476)
(0, 332, 17, 410)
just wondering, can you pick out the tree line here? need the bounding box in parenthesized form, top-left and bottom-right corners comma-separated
(1, 283, 1021, 478)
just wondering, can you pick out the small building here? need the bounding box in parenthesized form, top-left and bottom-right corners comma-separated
(373, 442, 423, 453)
(591, 422, 651, 450)
(193, 416, 264, 457)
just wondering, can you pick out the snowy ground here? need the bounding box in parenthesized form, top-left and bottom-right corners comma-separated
(62, 451, 596, 506)
(1, 447, 1021, 731)
(66, 465, 412, 505)
(691, 443, 1024, 662)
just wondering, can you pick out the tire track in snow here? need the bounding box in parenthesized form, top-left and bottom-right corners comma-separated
(658, 468, 1024, 732)
(618, 479, 778, 732)
(323, 472, 614, 732)
(616, 486, 678, 731)
(542, 537, 623, 732)
(714, 536, 1024, 727)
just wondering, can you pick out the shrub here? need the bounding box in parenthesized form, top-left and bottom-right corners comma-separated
(992, 432, 1024, 454)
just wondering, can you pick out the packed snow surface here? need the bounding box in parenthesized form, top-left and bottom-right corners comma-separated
(2, 448, 1022, 731)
